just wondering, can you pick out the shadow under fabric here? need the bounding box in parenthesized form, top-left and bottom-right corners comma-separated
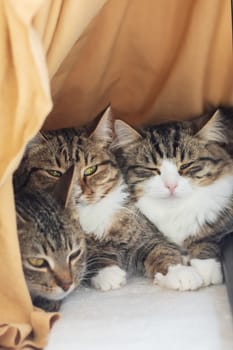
(0, 0, 232, 349)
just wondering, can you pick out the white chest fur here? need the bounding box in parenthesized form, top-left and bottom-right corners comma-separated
(136, 175, 233, 245)
(77, 183, 129, 239)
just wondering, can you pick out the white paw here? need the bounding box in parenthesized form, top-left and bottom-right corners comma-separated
(154, 264, 203, 291)
(91, 265, 127, 291)
(190, 258, 223, 286)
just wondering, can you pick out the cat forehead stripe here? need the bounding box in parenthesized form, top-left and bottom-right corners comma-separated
(145, 123, 186, 160)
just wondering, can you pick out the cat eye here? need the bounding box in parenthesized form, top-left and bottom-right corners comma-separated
(27, 257, 48, 268)
(84, 165, 97, 176)
(46, 169, 63, 177)
(69, 249, 81, 262)
(179, 162, 203, 176)
(179, 162, 194, 171)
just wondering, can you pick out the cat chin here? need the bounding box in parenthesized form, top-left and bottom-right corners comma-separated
(31, 284, 75, 301)
(142, 192, 191, 202)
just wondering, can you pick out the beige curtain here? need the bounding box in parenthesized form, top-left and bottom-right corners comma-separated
(0, 0, 232, 349)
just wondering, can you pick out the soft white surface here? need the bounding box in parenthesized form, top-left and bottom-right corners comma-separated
(46, 277, 233, 350)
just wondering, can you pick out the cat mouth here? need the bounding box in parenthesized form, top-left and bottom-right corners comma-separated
(157, 192, 181, 200)
(167, 192, 177, 198)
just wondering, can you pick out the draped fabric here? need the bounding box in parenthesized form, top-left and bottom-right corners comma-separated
(0, 0, 232, 348)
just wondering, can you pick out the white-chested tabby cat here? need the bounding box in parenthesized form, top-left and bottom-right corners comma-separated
(59, 109, 200, 291)
(15, 109, 202, 292)
(15, 165, 86, 311)
(114, 107, 233, 290)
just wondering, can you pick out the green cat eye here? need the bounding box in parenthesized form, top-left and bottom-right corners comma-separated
(27, 257, 48, 268)
(46, 169, 63, 177)
(84, 165, 97, 176)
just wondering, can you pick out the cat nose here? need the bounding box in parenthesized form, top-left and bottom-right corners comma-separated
(60, 281, 73, 292)
(165, 182, 178, 193)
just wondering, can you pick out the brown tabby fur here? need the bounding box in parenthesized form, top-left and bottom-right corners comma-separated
(15, 110, 187, 289)
(114, 106, 233, 263)
(15, 166, 86, 311)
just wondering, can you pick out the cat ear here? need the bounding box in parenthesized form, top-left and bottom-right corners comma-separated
(52, 164, 76, 208)
(26, 131, 48, 150)
(91, 107, 113, 143)
(16, 212, 27, 231)
(196, 109, 226, 143)
(114, 119, 142, 147)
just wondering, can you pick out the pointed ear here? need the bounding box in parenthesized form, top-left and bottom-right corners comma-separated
(91, 107, 113, 143)
(52, 165, 76, 208)
(196, 109, 227, 143)
(114, 119, 142, 147)
(16, 212, 27, 231)
(26, 131, 48, 150)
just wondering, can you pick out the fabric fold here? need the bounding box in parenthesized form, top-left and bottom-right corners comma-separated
(0, 309, 59, 349)
(45, 0, 233, 130)
(0, 0, 107, 347)
(0, 0, 232, 349)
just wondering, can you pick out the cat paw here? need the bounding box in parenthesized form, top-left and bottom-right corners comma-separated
(154, 264, 203, 291)
(190, 258, 223, 286)
(91, 265, 127, 292)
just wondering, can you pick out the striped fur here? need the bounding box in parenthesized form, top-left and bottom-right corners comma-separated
(15, 167, 86, 311)
(15, 110, 189, 291)
(14, 127, 87, 193)
(114, 107, 233, 286)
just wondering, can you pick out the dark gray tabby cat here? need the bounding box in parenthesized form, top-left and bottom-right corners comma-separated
(15, 109, 201, 292)
(15, 165, 86, 311)
(114, 106, 233, 290)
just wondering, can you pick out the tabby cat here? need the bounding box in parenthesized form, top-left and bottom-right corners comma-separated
(114, 107, 233, 289)
(15, 109, 201, 292)
(54, 109, 204, 291)
(15, 165, 86, 311)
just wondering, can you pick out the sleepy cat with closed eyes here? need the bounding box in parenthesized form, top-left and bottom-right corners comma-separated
(114, 107, 233, 290)
(15, 166, 86, 312)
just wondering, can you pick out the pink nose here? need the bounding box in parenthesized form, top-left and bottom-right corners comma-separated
(60, 281, 73, 292)
(165, 182, 177, 193)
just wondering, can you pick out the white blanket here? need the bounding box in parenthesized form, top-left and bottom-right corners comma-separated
(47, 277, 233, 350)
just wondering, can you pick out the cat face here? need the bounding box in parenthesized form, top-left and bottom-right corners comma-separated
(15, 109, 122, 206)
(115, 109, 233, 202)
(72, 109, 122, 205)
(16, 167, 87, 301)
(18, 217, 86, 301)
(14, 128, 86, 192)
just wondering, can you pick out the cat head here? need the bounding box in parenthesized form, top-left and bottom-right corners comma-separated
(16, 165, 86, 301)
(15, 108, 123, 205)
(114, 108, 233, 202)
(14, 127, 87, 192)
(72, 107, 123, 205)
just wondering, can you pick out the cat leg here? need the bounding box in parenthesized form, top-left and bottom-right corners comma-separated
(144, 244, 203, 291)
(33, 296, 62, 312)
(186, 240, 223, 287)
(144, 243, 183, 277)
(86, 243, 127, 292)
